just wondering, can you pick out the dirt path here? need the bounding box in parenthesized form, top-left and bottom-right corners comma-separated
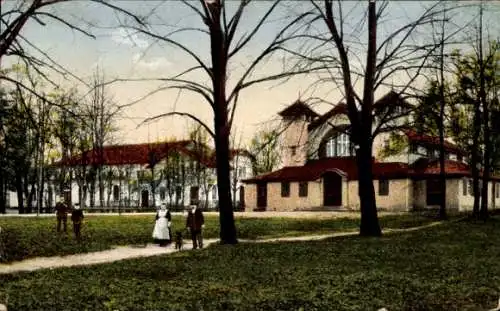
(0, 221, 445, 275)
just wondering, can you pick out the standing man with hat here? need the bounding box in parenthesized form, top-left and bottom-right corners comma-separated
(55, 189, 71, 233)
(186, 204, 205, 249)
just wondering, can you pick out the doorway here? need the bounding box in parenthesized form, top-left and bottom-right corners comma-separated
(256, 183, 267, 209)
(323, 172, 342, 206)
(141, 190, 149, 208)
(239, 185, 245, 209)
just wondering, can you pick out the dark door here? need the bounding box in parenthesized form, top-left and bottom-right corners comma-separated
(239, 185, 245, 209)
(323, 173, 342, 206)
(141, 190, 149, 207)
(426, 179, 443, 206)
(256, 183, 267, 209)
(190, 186, 199, 205)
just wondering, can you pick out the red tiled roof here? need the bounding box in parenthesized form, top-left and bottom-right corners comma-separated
(56, 141, 217, 168)
(243, 157, 410, 182)
(56, 141, 252, 169)
(405, 130, 464, 155)
(243, 156, 500, 183)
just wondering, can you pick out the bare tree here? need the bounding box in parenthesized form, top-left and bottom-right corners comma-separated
(294, 0, 467, 236)
(1, 0, 142, 100)
(85, 68, 118, 208)
(248, 127, 281, 176)
(131, 0, 317, 244)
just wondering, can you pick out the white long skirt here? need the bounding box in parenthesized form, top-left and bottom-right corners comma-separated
(152, 217, 170, 240)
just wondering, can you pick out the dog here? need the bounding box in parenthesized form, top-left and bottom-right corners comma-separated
(174, 230, 183, 250)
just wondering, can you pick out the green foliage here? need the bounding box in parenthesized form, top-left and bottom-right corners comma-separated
(1, 216, 499, 310)
(450, 44, 500, 165)
(0, 213, 434, 263)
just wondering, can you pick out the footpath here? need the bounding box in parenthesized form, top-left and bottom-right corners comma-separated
(0, 221, 444, 275)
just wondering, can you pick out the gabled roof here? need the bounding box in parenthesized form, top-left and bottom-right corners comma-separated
(307, 91, 412, 132)
(278, 100, 319, 119)
(308, 102, 347, 132)
(405, 130, 464, 155)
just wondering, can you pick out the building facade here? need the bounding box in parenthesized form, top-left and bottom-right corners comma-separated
(7, 140, 254, 211)
(243, 92, 500, 212)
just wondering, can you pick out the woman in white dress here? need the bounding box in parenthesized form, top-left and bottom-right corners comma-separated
(152, 203, 171, 246)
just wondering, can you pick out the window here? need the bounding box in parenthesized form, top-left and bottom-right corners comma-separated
(496, 183, 500, 198)
(190, 186, 199, 205)
(468, 179, 473, 196)
(463, 179, 468, 196)
(212, 185, 218, 201)
(326, 133, 353, 157)
(291, 146, 297, 156)
(378, 179, 389, 196)
(281, 182, 290, 197)
(113, 185, 120, 201)
(159, 187, 166, 201)
(299, 182, 308, 197)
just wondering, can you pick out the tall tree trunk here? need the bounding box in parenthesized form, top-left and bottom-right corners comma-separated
(478, 3, 490, 220)
(357, 140, 381, 236)
(98, 168, 104, 207)
(90, 170, 96, 208)
(214, 124, 237, 243)
(0, 169, 5, 214)
(15, 174, 24, 214)
(357, 0, 381, 237)
(151, 166, 156, 208)
(437, 6, 448, 220)
(471, 100, 482, 217)
(210, 1, 237, 244)
(438, 117, 447, 219)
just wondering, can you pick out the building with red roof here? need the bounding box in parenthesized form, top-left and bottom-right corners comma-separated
(242, 92, 500, 212)
(43, 140, 254, 210)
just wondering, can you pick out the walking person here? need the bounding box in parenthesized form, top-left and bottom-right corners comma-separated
(71, 203, 84, 240)
(186, 204, 204, 249)
(152, 203, 171, 246)
(55, 190, 70, 233)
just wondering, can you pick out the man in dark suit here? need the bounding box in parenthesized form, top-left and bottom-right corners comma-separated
(186, 204, 204, 249)
(55, 190, 70, 233)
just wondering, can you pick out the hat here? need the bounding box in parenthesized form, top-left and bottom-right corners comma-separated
(74, 203, 80, 210)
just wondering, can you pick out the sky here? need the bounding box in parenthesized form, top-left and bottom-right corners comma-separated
(3, 0, 500, 147)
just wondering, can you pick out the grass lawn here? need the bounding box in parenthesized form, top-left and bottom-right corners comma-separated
(0, 217, 498, 311)
(0, 213, 439, 263)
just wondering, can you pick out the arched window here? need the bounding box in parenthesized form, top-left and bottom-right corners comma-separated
(325, 132, 353, 157)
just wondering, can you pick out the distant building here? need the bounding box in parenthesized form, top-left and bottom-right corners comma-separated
(7, 140, 254, 211)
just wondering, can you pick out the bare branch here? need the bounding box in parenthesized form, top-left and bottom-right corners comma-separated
(140, 112, 215, 139)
